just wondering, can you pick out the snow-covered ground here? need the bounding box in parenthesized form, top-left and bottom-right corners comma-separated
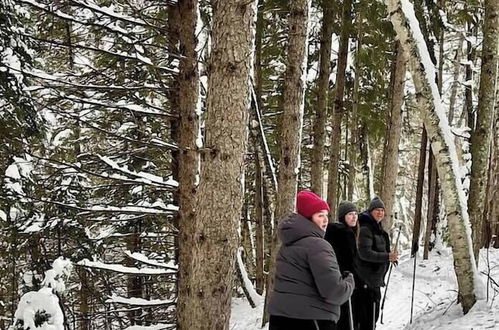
(231, 248, 499, 330)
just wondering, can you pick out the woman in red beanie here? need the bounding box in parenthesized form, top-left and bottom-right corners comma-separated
(268, 190, 355, 330)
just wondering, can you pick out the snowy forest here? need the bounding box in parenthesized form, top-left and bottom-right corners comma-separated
(0, 0, 498, 328)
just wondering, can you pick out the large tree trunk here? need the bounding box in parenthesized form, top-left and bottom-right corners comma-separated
(175, 0, 201, 327)
(384, 0, 480, 313)
(380, 41, 407, 232)
(263, 0, 310, 325)
(311, 0, 333, 196)
(176, 0, 255, 328)
(327, 0, 352, 215)
(468, 0, 498, 260)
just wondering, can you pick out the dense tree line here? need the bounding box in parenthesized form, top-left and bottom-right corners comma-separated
(0, 0, 497, 328)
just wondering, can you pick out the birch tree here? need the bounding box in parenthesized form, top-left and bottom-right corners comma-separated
(175, 0, 256, 328)
(384, 0, 482, 312)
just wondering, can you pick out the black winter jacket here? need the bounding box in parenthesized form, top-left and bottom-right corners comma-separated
(356, 212, 390, 288)
(324, 223, 357, 276)
(269, 213, 355, 322)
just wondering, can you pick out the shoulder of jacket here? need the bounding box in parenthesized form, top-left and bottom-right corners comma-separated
(302, 236, 333, 250)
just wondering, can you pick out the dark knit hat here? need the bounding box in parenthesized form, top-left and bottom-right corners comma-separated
(338, 201, 358, 222)
(368, 196, 385, 212)
(296, 190, 330, 219)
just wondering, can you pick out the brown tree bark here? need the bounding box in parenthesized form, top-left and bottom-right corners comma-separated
(327, 0, 353, 216)
(347, 8, 363, 201)
(380, 41, 407, 233)
(411, 128, 427, 256)
(423, 148, 438, 259)
(254, 151, 265, 294)
(263, 0, 310, 325)
(311, 0, 333, 196)
(468, 0, 498, 260)
(486, 116, 499, 248)
(176, 0, 256, 328)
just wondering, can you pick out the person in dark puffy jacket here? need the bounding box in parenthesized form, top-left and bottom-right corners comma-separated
(356, 197, 398, 330)
(268, 190, 355, 330)
(325, 201, 360, 330)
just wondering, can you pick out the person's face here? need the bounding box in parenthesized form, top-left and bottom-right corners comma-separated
(344, 211, 358, 227)
(370, 208, 385, 222)
(311, 210, 329, 231)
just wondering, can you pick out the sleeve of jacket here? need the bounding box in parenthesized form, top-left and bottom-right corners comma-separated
(358, 226, 389, 263)
(307, 239, 354, 305)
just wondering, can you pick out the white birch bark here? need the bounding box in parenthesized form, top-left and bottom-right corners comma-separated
(384, 0, 483, 313)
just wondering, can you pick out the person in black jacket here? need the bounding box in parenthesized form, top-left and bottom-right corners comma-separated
(269, 190, 355, 330)
(356, 197, 398, 330)
(325, 201, 360, 330)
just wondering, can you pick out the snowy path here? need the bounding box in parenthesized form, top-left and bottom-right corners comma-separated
(231, 248, 499, 330)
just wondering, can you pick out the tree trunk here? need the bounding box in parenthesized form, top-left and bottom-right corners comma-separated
(412, 128, 427, 256)
(448, 36, 464, 126)
(360, 124, 374, 202)
(311, 0, 333, 196)
(177, 0, 255, 329)
(486, 116, 499, 248)
(424, 148, 438, 259)
(380, 41, 407, 232)
(347, 8, 363, 201)
(127, 224, 142, 325)
(241, 201, 255, 280)
(263, 0, 310, 325)
(468, 0, 498, 260)
(384, 0, 479, 313)
(327, 0, 352, 215)
(175, 0, 201, 327)
(254, 151, 265, 294)
(79, 268, 91, 330)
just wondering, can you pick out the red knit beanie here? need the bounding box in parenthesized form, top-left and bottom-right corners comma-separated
(296, 190, 330, 219)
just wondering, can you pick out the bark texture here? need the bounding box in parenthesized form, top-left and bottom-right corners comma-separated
(263, 0, 310, 325)
(380, 41, 407, 232)
(327, 0, 352, 216)
(468, 0, 498, 259)
(385, 0, 479, 313)
(311, 0, 333, 196)
(176, 0, 256, 328)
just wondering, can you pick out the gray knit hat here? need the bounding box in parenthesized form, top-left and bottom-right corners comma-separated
(338, 201, 358, 222)
(368, 196, 385, 212)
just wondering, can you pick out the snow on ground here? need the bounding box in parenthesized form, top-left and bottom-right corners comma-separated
(230, 247, 499, 330)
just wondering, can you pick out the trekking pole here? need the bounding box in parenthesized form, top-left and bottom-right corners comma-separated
(410, 251, 417, 323)
(372, 302, 376, 330)
(348, 298, 354, 330)
(380, 225, 402, 324)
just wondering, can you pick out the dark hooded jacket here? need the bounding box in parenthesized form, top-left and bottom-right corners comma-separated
(356, 211, 390, 288)
(324, 222, 357, 276)
(269, 213, 355, 321)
